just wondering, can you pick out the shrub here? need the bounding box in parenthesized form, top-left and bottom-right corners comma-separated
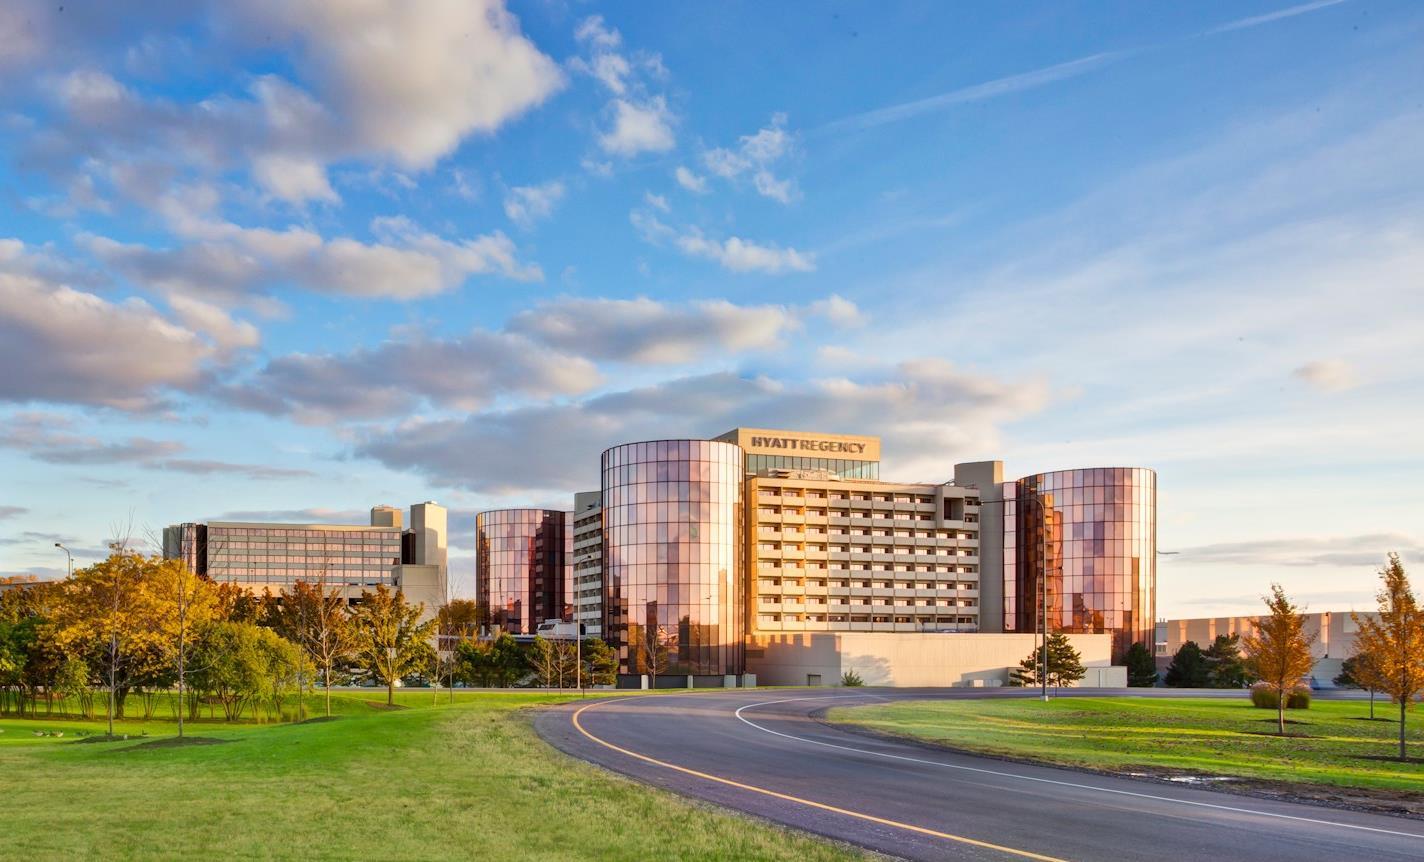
(841, 669, 864, 687)
(1249, 682, 1310, 710)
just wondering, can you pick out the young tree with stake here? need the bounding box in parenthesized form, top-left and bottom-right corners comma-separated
(1351, 553, 1424, 761)
(1242, 584, 1316, 736)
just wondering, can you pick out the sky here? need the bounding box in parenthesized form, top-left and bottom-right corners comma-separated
(0, 0, 1420, 617)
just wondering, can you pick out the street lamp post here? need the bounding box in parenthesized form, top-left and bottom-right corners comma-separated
(54, 542, 72, 578)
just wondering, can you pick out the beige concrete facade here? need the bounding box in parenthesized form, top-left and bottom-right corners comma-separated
(745, 473, 983, 635)
(392, 563, 442, 623)
(747, 631, 1118, 687)
(1159, 611, 1378, 687)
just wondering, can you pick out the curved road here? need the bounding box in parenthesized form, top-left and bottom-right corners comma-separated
(535, 688, 1423, 861)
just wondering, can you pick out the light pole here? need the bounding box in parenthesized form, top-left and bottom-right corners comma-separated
(54, 542, 72, 578)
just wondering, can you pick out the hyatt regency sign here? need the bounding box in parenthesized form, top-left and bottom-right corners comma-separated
(748, 436, 868, 455)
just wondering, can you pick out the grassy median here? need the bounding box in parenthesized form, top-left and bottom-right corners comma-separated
(3, 691, 863, 861)
(828, 696, 1424, 795)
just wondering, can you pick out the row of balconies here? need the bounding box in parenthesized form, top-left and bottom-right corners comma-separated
(758, 600, 979, 613)
(768, 584, 978, 598)
(753, 620, 979, 633)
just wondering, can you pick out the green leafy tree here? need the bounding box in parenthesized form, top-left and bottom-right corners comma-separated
(1351, 553, 1424, 761)
(350, 585, 436, 706)
(1204, 633, 1250, 689)
(190, 621, 268, 721)
(253, 627, 308, 722)
(1123, 642, 1158, 687)
(55, 655, 93, 719)
(488, 633, 528, 687)
(581, 638, 617, 687)
(1243, 584, 1317, 736)
(1010, 633, 1086, 689)
(455, 638, 493, 687)
(1164, 641, 1209, 687)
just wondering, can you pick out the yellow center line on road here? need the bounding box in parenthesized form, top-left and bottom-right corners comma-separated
(571, 699, 1070, 862)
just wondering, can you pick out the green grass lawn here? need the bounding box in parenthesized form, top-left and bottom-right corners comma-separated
(3, 691, 865, 861)
(828, 696, 1424, 794)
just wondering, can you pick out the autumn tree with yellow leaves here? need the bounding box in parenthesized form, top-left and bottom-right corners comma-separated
(1352, 553, 1424, 762)
(1242, 584, 1316, 736)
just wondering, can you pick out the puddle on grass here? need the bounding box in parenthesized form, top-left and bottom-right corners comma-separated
(1126, 773, 1240, 784)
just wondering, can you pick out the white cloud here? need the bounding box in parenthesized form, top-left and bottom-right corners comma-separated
(631, 210, 814, 274)
(222, 330, 601, 423)
(356, 360, 1048, 494)
(643, 191, 670, 212)
(573, 15, 676, 158)
(808, 294, 867, 327)
(0, 243, 219, 410)
(503, 180, 566, 228)
(1207, 0, 1348, 35)
(166, 294, 260, 355)
(674, 166, 708, 193)
(89, 213, 542, 304)
(251, 154, 339, 203)
(599, 97, 676, 156)
(700, 114, 797, 203)
(507, 297, 797, 364)
(676, 232, 815, 274)
(1292, 359, 1358, 392)
(28, 1, 564, 204)
(1174, 533, 1420, 568)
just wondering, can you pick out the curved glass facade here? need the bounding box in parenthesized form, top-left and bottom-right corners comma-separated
(476, 509, 570, 635)
(1004, 467, 1156, 660)
(602, 439, 744, 677)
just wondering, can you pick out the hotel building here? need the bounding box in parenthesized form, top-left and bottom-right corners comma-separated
(161, 501, 448, 616)
(525, 428, 1157, 686)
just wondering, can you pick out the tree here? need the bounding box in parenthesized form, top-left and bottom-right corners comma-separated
(1351, 553, 1424, 761)
(49, 548, 170, 735)
(1335, 652, 1385, 720)
(273, 576, 354, 717)
(488, 633, 527, 687)
(55, 655, 93, 719)
(190, 621, 268, 721)
(1242, 584, 1317, 736)
(349, 585, 436, 706)
(149, 557, 220, 736)
(1123, 642, 1158, 687)
(1010, 633, 1085, 689)
(1204, 633, 1250, 689)
(253, 627, 307, 722)
(529, 636, 559, 688)
(436, 599, 481, 701)
(581, 638, 616, 687)
(636, 625, 673, 688)
(1164, 641, 1210, 688)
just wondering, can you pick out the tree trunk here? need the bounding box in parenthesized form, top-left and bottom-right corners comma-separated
(324, 669, 332, 717)
(1401, 699, 1408, 762)
(1369, 688, 1375, 720)
(1277, 692, 1285, 736)
(387, 678, 394, 707)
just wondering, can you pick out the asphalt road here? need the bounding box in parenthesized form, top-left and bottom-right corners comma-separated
(535, 688, 1424, 862)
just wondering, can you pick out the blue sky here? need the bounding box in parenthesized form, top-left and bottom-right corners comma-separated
(1, 0, 1420, 616)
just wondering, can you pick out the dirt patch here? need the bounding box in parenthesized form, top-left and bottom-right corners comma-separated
(295, 715, 343, 725)
(1356, 755, 1424, 766)
(364, 701, 408, 711)
(1346, 716, 1401, 723)
(127, 736, 229, 750)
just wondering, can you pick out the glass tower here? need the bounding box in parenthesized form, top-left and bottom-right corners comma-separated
(602, 439, 744, 678)
(1004, 467, 1156, 660)
(476, 508, 571, 635)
